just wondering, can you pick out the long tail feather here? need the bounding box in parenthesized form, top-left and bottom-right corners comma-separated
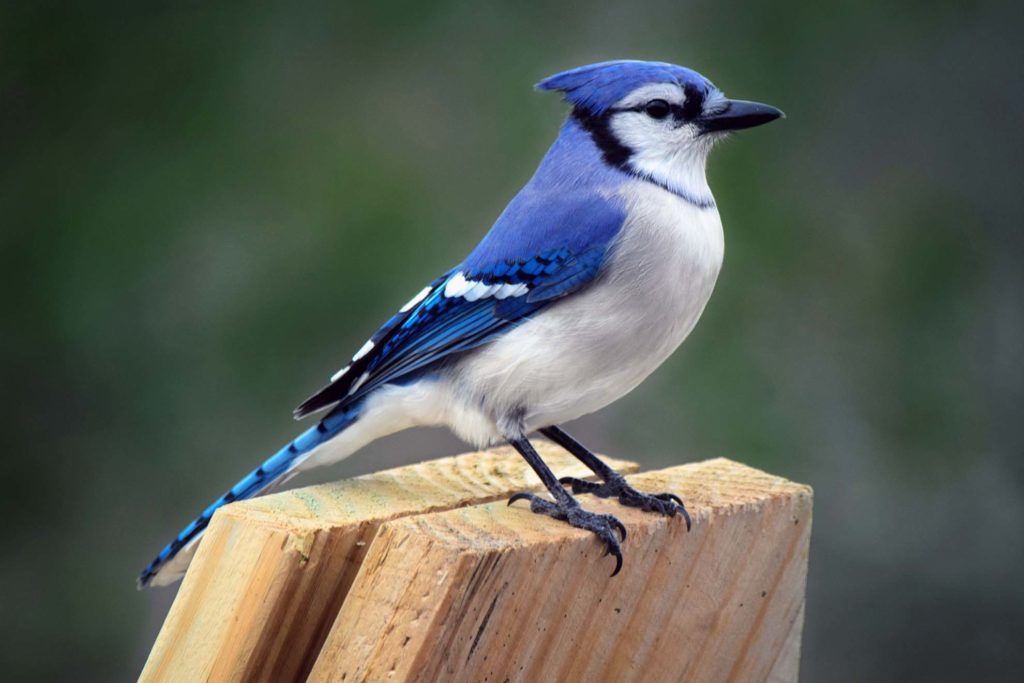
(137, 404, 361, 588)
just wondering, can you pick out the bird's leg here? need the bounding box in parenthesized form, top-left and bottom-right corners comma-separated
(540, 425, 692, 531)
(506, 434, 627, 576)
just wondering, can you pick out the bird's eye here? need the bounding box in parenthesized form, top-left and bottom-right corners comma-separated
(644, 99, 671, 119)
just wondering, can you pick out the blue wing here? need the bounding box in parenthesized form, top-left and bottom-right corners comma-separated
(294, 191, 625, 418)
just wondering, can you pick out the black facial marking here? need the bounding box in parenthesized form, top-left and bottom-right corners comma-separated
(682, 83, 705, 120)
(573, 96, 717, 210)
(572, 106, 633, 168)
(602, 83, 707, 126)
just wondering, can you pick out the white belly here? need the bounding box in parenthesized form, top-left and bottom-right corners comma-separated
(437, 181, 725, 445)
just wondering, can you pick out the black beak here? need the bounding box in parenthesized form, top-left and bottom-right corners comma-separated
(698, 99, 784, 134)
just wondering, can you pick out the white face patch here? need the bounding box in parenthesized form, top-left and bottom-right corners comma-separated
(607, 83, 718, 205)
(614, 83, 685, 110)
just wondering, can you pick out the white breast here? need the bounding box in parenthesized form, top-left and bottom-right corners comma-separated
(429, 180, 725, 446)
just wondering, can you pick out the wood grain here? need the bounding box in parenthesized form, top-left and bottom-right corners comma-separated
(309, 458, 812, 683)
(140, 443, 638, 683)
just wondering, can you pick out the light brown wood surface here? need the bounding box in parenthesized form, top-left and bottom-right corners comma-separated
(309, 458, 812, 683)
(140, 443, 639, 683)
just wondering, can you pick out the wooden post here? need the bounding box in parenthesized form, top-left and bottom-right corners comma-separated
(143, 453, 812, 683)
(309, 458, 811, 683)
(141, 443, 639, 682)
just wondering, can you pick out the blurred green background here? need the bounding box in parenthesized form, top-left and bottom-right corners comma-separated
(2, 0, 1022, 680)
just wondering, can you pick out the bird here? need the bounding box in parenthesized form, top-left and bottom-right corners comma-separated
(138, 59, 782, 588)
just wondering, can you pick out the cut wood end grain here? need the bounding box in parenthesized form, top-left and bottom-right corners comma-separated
(310, 458, 812, 683)
(141, 443, 639, 683)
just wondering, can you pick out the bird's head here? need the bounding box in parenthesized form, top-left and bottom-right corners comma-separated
(538, 60, 782, 200)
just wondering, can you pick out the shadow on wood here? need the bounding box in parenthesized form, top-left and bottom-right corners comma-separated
(143, 451, 812, 683)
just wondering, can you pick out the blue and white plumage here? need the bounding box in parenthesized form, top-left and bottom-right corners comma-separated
(140, 60, 782, 587)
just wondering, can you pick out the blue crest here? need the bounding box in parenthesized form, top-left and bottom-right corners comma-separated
(536, 60, 716, 115)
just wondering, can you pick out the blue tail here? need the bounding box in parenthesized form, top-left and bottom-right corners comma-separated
(138, 404, 361, 588)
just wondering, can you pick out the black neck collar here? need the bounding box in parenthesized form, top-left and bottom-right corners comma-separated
(571, 107, 716, 210)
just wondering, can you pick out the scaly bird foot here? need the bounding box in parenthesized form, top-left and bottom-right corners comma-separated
(558, 474, 692, 531)
(508, 492, 627, 576)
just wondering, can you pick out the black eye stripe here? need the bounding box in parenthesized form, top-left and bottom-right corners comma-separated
(611, 91, 704, 121)
(610, 102, 685, 120)
(682, 84, 705, 119)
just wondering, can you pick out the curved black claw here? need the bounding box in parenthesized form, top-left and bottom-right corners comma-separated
(508, 491, 535, 506)
(659, 492, 684, 506)
(559, 475, 692, 531)
(507, 492, 626, 576)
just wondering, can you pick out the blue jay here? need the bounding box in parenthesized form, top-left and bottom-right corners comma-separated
(139, 60, 782, 587)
